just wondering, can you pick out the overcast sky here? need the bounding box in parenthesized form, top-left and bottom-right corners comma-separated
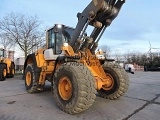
(0, 0, 160, 56)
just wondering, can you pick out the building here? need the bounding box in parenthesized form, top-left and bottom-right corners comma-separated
(15, 57, 25, 71)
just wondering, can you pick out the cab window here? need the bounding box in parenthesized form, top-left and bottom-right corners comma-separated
(62, 27, 74, 43)
(48, 29, 55, 49)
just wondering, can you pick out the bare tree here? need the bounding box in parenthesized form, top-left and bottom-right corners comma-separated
(123, 51, 132, 63)
(123, 51, 149, 66)
(0, 33, 15, 50)
(114, 52, 122, 62)
(0, 13, 45, 58)
(140, 54, 148, 65)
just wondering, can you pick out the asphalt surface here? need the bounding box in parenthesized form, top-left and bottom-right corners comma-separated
(0, 71, 160, 120)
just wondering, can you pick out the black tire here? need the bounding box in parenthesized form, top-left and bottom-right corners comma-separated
(53, 62, 96, 114)
(144, 66, 148, 71)
(24, 64, 40, 93)
(7, 63, 15, 78)
(0, 64, 7, 81)
(97, 62, 129, 100)
(128, 67, 131, 73)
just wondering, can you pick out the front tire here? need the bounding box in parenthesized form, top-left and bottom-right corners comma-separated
(97, 62, 129, 99)
(24, 64, 40, 93)
(0, 64, 7, 81)
(53, 62, 96, 114)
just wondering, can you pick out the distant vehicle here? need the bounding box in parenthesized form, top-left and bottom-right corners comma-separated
(144, 56, 160, 71)
(0, 48, 15, 81)
(124, 64, 135, 74)
(144, 65, 160, 71)
(96, 49, 106, 61)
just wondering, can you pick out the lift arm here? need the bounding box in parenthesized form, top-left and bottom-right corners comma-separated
(69, 0, 126, 53)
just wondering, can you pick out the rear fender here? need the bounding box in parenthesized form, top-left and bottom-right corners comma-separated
(23, 54, 41, 78)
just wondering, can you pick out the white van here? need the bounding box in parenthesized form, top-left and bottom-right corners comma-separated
(124, 64, 135, 74)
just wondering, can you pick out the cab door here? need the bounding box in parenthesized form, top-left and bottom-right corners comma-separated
(47, 24, 73, 55)
(47, 25, 64, 55)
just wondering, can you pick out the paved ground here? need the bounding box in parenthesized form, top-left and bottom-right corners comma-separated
(0, 71, 160, 120)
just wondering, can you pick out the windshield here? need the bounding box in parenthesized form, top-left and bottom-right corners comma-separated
(0, 50, 3, 57)
(0, 49, 6, 57)
(62, 27, 74, 43)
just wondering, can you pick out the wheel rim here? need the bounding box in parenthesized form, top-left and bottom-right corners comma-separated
(26, 72, 31, 86)
(58, 76, 73, 100)
(3, 69, 7, 77)
(102, 73, 114, 90)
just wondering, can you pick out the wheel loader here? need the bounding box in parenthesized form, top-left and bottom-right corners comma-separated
(23, 0, 129, 114)
(0, 48, 15, 81)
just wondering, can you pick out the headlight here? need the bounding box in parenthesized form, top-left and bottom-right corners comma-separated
(57, 24, 62, 28)
(63, 43, 68, 47)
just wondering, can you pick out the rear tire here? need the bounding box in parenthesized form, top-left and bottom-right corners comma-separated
(53, 62, 96, 114)
(144, 66, 148, 71)
(97, 62, 129, 100)
(0, 64, 7, 81)
(24, 64, 40, 93)
(7, 63, 15, 78)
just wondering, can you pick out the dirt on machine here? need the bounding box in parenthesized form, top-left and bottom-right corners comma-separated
(23, 0, 129, 114)
(0, 48, 15, 81)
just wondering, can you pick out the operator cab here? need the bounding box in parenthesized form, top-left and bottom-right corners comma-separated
(0, 49, 6, 57)
(44, 24, 74, 60)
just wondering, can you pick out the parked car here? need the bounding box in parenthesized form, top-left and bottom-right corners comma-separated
(144, 66, 160, 71)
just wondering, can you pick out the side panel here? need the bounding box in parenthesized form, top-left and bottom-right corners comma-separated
(23, 48, 55, 82)
(35, 48, 47, 68)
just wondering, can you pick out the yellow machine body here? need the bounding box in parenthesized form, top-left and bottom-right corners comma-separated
(0, 49, 15, 81)
(23, 0, 129, 114)
(24, 44, 113, 90)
